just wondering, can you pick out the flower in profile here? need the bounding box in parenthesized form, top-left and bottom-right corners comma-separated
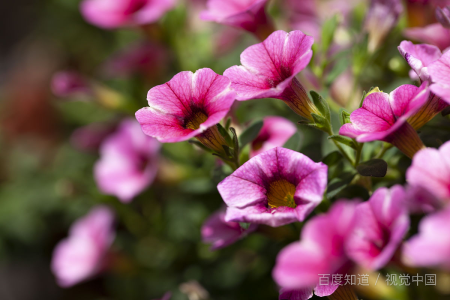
(346, 185, 409, 270)
(402, 206, 450, 270)
(200, 0, 274, 40)
(365, 0, 403, 53)
(224, 30, 320, 121)
(404, 23, 450, 51)
(217, 147, 327, 227)
(339, 84, 429, 158)
(80, 0, 176, 29)
(51, 206, 115, 287)
(135, 68, 236, 155)
(201, 210, 257, 250)
(406, 140, 450, 204)
(273, 201, 358, 289)
(94, 119, 160, 202)
(51, 71, 91, 98)
(250, 116, 297, 158)
(429, 50, 450, 104)
(436, 6, 450, 28)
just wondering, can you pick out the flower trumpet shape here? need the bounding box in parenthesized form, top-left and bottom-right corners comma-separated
(339, 84, 429, 158)
(94, 119, 161, 203)
(224, 30, 320, 121)
(135, 68, 236, 155)
(81, 0, 175, 29)
(346, 185, 409, 270)
(250, 116, 297, 158)
(200, 0, 274, 40)
(201, 210, 257, 250)
(217, 147, 327, 227)
(51, 206, 115, 287)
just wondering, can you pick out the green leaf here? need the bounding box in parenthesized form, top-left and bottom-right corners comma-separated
(238, 121, 263, 148)
(321, 14, 339, 54)
(310, 91, 331, 120)
(217, 123, 232, 146)
(225, 117, 232, 131)
(283, 131, 303, 151)
(189, 140, 211, 152)
(222, 145, 232, 158)
(356, 159, 388, 177)
(340, 109, 351, 125)
(359, 90, 367, 108)
(229, 127, 239, 159)
(326, 172, 357, 199)
(328, 135, 357, 149)
(240, 222, 250, 230)
(322, 151, 342, 166)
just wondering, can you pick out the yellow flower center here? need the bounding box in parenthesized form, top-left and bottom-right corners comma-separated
(185, 111, 208, 130)
(266, 179, 297, 209)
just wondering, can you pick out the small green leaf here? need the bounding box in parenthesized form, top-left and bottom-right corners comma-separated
(222, 145, 232, 158)
(322, 151, 342, 166)
(340, 109, 351, 125)
(189, 140, 211, 152)
(229, 127, 239, 158)
(225, 117, 232, 131)
(356, 159, 388, 177)
(359, 90, 367, 108)
(326, 172, 357, 199)
(217, 123, 232, 146)
(321, 14, 339, 54)
(283, 131, 303, 151)
(238, 121, 263, 148)
(240, 222, 250, 230)
(310, 91, 331, 120)
(328, 135, 357, 149)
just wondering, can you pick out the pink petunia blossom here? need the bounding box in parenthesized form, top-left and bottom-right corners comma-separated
(406, 140, 450, 204)
(429, 50, 450, 104)
(402, 206, 450, 270)
(71, 122, 117, 153)
(94, 119, 160, 202)
(51, 71, 91, 98)
(404, 23, 450, 51)
(224, 30, 320, 121)
(339, 83, 429, 158)
(135, 68, 236, 154)
(273, 201, 358, 290)
(250, 116, 297, 158)
(51, 206, 115, 287)
(346, 185, 410, 270)
(200, 0, 274, 40)
(365, 0, 403, 53)
(80, 0, 176, 29)
(217, 147, 327, 227)
(201, 210, 257, 250)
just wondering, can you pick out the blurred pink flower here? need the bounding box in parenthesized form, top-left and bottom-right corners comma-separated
(153, 292, 172, 300)
(429, 50, 450, 104)
(80, 0, 176, 29)
(224, 30, 319, 120)
(339, 84, 429, 158)
(406, 140, 450, 203)
(250, 116, 297, 158)
(51, 206, 115, 287)
(436, 6, 450, 28)
(135, 68, 236, 154)
(200, 0, 273, 40)
(404, 23, 450, 51)
(402, 206, 450, 270)
(273, 201, 358, 290)
(51, 71, 91, 98)
(94, 119, 160, 202)
(201, 210, 257, 250)
(217, 147, 327, 227)
(404, 184, 443, 214)
(365, 0, 403, 52)
(346, 185, 410, 270)
(71, 122, 117, 152)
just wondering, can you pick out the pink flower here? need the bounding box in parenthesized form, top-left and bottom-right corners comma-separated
(71, 122, 117, 152)
(94, 119, 160, 202)
(201, 210, 257, 250)
(365, 0, 403, 52)
(436, 6, 450, 28)
(51, 206, 115, 287)
(273, 201, 358, 289)
(217, 147, 327, 227)
(402, 206, 450, 270)
(200, 0, 274, 40)
(339, 84, 429, 158)
(224, 30, 319, 121)
(135, 68, 236, 154)
(51, 71, 91, 98)
(250, 117, 297, 158)
(80, 0, 176, 29)
(404, 24, 450, 51)
(346, 185, 409, 270)
(406, 140, 450, 203)
(429, 50, 450, 104)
